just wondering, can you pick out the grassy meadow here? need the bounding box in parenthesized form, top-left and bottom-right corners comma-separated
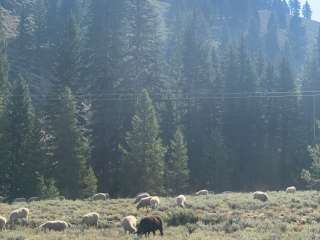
(1, 191, 320, 239)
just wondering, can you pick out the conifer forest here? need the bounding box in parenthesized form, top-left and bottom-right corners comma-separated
(0, 0, 320, 199)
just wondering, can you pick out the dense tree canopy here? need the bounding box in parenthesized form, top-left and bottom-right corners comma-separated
(0, 0, 319, 198)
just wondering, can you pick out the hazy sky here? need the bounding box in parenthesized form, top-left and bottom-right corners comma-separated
(308, 0, 320, 21)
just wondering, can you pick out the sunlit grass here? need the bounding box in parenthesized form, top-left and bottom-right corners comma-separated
(0, 191, 320, 239)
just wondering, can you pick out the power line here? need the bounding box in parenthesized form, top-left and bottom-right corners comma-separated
(43, 93, 320, 101)
(3, 94, 318, 102)
(43, 90, 320, 97)
(3, 89, 320, 101)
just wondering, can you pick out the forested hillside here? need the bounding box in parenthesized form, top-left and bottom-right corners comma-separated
(0, 0, 320, 199)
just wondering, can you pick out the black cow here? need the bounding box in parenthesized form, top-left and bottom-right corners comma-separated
(136, 216, 164, 237)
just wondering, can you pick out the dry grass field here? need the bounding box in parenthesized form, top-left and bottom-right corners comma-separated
(1, 191, 320, 239)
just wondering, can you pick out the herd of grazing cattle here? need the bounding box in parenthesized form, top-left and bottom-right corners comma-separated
(0, 186, 297, 237)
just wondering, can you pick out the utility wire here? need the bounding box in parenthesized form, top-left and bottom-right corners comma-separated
(4, 90, 320, 98)
(43, 93, 320, 101)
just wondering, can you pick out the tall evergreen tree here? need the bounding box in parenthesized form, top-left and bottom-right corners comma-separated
(29, 0, 50, 104)
(289, 0, 301, 17)
(166, 128, 189, 194)
(302, 1, 312, 19)
(120, 89, 166, 196)
(0, 78, 43, 198)
(0, 9, 3, 34)
(33, 0, 47, 49)
(247, 11, 261, 53)
(50, 8, 87, 138)
(317, 28, 320, 64)
(276, 58, 305, 186)
(87, 0, 126, 196)
(0, 22, 8, 195)
(288, 12, 306, 64)
(301, 28, 320, 165)
(59, 0, 79, 18)
(0, 26, 8, 112)
(15, 6, 34, 55)
(303, 28, 320, 90)
(301, 145, 320, 189)
(223, 40, 258, 190)
(49, 87, 97, 199)
(58, 0, 80, 35)
(257, 63, 277, 186)
(272, 0, 289, 28)
(265, 13, 279, 60)
(181, 12, 218, 188)
(54, 13, 80, 91)
(123, 0, 167, 94)
(45, 0, 59, 46)
(12, 5, 35, 83)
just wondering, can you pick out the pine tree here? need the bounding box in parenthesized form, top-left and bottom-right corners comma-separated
(29, 0, 51, 104)
(223, 40, 258, 190)
(160, 100, 180, 146)
(87, 0, 127, 196)
(13, 3, 47, 104)
(317, 28, 320, 65)
(49, 87, 97, 199)
(0, 8, 3, 34)
(302, 1, 312, 20)
(258, 63, 277, 186)
(123, 0, 167, 94)
(15, 7, 34, 55)
(37, 176, 60, 199)
(12, 5, 35, 83)
(181, 12, 216, 188)
(281, 0, 290, 16)
(198, 127, 232, 191)
(302, 28, 320, 129)
(288, 12, 306, 64)
(49, 7, 88, 150)
(33, 0, 47, 49)
(301, 145, 320, 189)
(0, 24, 8, 195)
(58, 0, 80, 39)
(166, 128, 189, 194)
(80, 167, 98, 199)
(45, 0, 59, 45)
(54, 12, 80, 91)
(302, 59, 318, 145)
(247, 11, 261, 53)
(160, 2, 185, 148)
(120, 89, 166, 196)
(289, 0, 301, 17)
(265, 13, 279, 60)
(181, 11, 209, 95)
(301, 28, 320, 173)
(272, 0, 289, 28)
(0, 77, 44, 198)
(0, 29, 8, 112)
(276, 58, 305, 187)
(59, 0, 79, 19)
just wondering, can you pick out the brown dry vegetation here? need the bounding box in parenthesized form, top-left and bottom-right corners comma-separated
(1, 191, 320, 239)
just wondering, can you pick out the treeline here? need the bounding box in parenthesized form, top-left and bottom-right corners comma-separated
(0, 0, 319, 199)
